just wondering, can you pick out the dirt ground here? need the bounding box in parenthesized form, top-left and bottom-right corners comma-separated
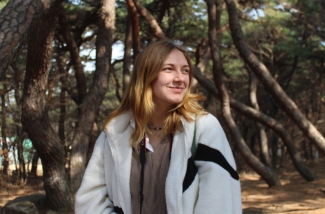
(241, 158, 325, 214)
(1, 158, 325, 213)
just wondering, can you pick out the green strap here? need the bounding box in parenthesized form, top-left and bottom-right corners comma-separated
(191, 116, 197, 157)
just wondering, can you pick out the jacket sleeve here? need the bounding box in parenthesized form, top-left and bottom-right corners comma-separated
(75, 132, 115, 214)
(194, 114, 242, 214)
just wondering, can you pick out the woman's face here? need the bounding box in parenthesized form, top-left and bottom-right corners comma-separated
(151, 49, 190, 110)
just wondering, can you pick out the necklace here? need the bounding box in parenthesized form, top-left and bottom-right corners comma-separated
(148, 122, 164, 130)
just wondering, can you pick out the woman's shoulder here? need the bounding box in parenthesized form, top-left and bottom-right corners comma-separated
(197, 112, 220, 126)
(104, 110, 133, 135)
(194, 112, 226, 136)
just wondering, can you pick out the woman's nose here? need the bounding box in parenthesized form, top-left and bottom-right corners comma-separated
(174, 69, 184, 81)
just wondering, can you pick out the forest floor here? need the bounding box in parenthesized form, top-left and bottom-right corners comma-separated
(241, 158, 325, 214)
(0, 158, 324, 213)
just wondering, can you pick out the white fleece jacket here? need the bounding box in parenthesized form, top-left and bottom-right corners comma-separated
(75, 111, 242, 214)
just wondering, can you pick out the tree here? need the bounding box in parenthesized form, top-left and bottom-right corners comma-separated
(206, 0, 280, 187)
(0, 0, 63, 76)
(69, 0, 116, 193)
(21, 1, 73, 211)
(194, 68, 316, 181)
(224, 0, 325, 155)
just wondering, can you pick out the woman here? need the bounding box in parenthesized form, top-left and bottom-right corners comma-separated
(75, 40, 242, 214)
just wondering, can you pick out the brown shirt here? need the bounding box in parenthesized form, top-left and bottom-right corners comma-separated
(130, 136, 171, 214)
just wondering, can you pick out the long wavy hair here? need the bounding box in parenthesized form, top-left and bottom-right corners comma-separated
(104, 39, 206, 148)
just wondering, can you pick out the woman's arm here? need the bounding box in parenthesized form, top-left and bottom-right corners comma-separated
(75, 132, 115, 214)
(194, 114, 242, 214)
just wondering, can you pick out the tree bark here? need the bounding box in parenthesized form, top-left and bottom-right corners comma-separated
(58, 4, 87, 104)
(206, 0, 281, 187)
(126, 0, 140, 60)
(122, 13, 132, 92)
(69, 0, 115, 193)
(224, 0, 325, 155)
(56, 49, 79, 104)
(157, 0, 171, 25)
(1, 93, 9, 175)
(21, 2, 73, 211)
(194, 68, 316, 181)
(16, 133, 27, 183)
(86, 122, 100, 165)
(0, 0, 62, 76)
(12, 63, 27, 182)
(132, 0, 166, 39)
(59, 89, 66, 143)
(30, 150, 39, 177)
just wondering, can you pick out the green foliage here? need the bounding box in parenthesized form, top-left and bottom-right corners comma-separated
(0, 0, 8, 10)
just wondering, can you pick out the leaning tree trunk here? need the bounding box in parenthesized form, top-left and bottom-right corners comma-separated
(132, 0, 166, 39)
(249, 72, 272, 168)
(224, 0, 325, 155)
(21, 2, 73, 212)
(206, 0, 281, 187)
(69, 0, 115, 193)
(0, 0, 63, 76)
(194, 68, 316, 181)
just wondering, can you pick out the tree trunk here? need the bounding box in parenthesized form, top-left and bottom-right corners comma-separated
(194, 68, 316, 181)
(56, 49, 79, 104)
(1, 93, 9, 175)
(157, 0, 170, 24)
(0, 0, 63, 76)
(21, 3, 72, 211)
(132, 0, 166, 39)
(12, 63, 29, 182)
(123, 13, 132, 92)
(58, 4, 87, 104)
(59, 89, 66, 143)
(249, 72, 272, 168)
(126, 0, 140, 60)
(206, 0, 281, 187)
(224, 0, 325, 154)
(16, 134, 26, 183)
(69, 0, 115, 193)
(86, 122, 100, 165)
(30, 151, 39, 177)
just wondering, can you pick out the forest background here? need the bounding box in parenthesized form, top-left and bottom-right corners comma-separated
(0, 0, 325, 213)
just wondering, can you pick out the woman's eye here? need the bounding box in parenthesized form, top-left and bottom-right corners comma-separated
(163, 67, 172, 71)
(183, 69, 189, 73)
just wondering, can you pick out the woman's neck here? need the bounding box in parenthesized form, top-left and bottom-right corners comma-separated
(150, 110, 167, 127)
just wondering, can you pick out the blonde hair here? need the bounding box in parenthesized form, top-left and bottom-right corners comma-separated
(104, 39, 206, 148)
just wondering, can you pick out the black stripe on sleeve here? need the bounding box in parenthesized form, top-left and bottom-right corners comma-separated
(182, 157, 198, 192)
(113, 206, 124, 214)
(194, 143, 239, 180)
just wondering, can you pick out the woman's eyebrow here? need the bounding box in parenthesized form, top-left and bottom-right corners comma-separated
(163, 63, 189, 67)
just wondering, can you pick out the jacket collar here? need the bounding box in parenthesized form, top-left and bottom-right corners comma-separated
(103, 110, 196, 214)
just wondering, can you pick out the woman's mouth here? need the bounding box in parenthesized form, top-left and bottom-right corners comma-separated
(169, 86, 184, 93)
